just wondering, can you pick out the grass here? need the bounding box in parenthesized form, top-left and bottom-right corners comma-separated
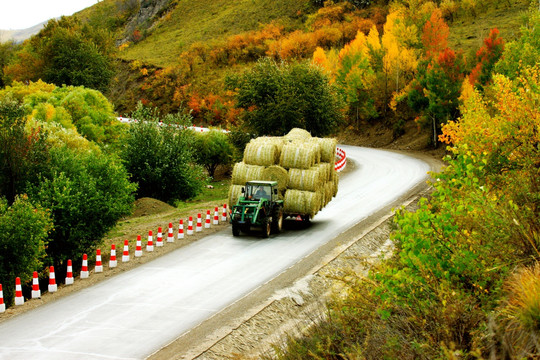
(102, 178, 230, 251)
(447, 0, 530, 60)
(119, 0, 309, 68)
(176, 178, 231, 209)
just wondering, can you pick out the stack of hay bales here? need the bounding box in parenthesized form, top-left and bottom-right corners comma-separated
(229, 128, 339, 218)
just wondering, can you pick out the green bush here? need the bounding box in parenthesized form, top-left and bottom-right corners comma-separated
(0, 195, 52, 306)
(192, 130, 235, 178)
(28, 146, 136, 266)
(226, 57, 344, 137)
(0, 96, 50, 204)
(122, 119, 205, 203)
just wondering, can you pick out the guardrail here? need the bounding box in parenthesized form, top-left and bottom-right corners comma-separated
(335, 147, 347, 172)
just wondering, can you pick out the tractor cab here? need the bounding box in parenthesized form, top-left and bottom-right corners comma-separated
(244, 182, 274, 201)
(230, 181, 283, 238)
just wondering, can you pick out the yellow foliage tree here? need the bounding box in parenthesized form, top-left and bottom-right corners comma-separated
(381, 10, 419, 112)
(440, 66, 540, 159)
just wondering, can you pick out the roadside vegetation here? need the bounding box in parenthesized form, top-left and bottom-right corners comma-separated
(266, 5, 540, 359)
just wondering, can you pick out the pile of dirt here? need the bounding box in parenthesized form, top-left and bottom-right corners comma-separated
(128, 197, 176, 218)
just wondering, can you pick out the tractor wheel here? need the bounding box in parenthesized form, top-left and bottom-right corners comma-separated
(262, 218, 271, 238)
(302, 214, 310, 223)
(271, 207, 283, 234)
(232, 223, 240, 237)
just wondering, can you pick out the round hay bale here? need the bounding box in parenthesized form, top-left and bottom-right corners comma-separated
(332, 171, 339, 197)
(283, 189, 321, 217)
(262, 165, 288, 193)
(231, 162, 265, 185)
(312, 163, 332, 182)
(250, 136, 285, 154)
(284, 128, 311, 140)
(310, 137, 337, 163)
(243, 142, 279, 166)
(324, 181, 333, 206)
(228, 185, 244, 207)
(288, 168, 322, 192)
(280, 143, 317, 169)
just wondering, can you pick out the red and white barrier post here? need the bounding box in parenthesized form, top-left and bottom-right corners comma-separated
(222, 204, 227, 222)
(213, 207, 219, 225)
(187, 216, 194, 235)
(122, 239, 130, 262)
(157, 227, 164, 247)
(95, 249, 103, 273)
(0, 284, 5, 313)
(48, 266, 57, 292)
(178, 219, 184, 239)
(146, 231, 154, 252)
(81, 254, 89, 279)
(65, 259, 74, 285)
(31, 271, 41, 299)
(167, 223, 174, 243)
(109, 244, 117, 268)
(14, 277, 24, 305)
(135, 235, 143, 257)
(205, 210, 211, 229)
(196, 213, 203, 232)
(334, 147, 347, 172)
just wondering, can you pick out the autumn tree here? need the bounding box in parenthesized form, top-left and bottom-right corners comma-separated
(334, 30, 378, 125)
(469, 28, 505, 89)
(408, 47, 465, 146)
(380, 11, 418, 114)
(226, 58, 343, 137)
(421, 9, 450, 59)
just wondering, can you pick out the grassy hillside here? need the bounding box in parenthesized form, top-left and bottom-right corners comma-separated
(118, 0, 310, 67)
(448, 0, 529, 58)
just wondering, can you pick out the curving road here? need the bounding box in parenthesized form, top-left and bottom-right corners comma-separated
(0, 146, 431, 360)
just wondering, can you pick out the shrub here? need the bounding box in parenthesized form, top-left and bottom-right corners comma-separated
(28, 146, 136, 266)
(0, 195, 52, 306)
(122, 116, 205, 203)
(192, 130, 235, 178)
(0, 96, 50, 204)
(226, 58, 344, 137)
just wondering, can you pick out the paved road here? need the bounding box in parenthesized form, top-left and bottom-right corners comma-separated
(0, 146, 430, 360)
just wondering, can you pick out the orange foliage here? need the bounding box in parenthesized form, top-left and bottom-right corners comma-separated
(422, 8, 449, 58)
(267, 30, 318, 60)
(468, 28, 504, 86)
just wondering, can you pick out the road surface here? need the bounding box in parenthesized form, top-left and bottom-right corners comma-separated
(0, 146, 431, 359)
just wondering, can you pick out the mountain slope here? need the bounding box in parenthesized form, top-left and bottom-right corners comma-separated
(117, 0, 308, 67)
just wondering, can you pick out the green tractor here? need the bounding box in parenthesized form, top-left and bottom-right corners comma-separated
(230, 180, 284, 238)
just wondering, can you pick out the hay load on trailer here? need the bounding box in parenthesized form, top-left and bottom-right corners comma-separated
(229, 128, 339, 233)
